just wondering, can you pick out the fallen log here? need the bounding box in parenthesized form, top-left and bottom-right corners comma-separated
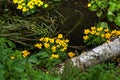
(71, 36, 120, 69)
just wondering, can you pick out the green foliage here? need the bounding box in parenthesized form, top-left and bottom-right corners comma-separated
(0, 13, 61, 48)
(0, 37, 60, 80)
(28, 50, 62, 70)
(89, 0, 120, 26)
(61, 63, 120, 80)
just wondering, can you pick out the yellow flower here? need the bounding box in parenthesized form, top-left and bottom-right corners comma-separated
(87, 3, 91, 7)
(11, 56, 15, 60)
(105, 33, 111, 39)
(56, 45, 60, 48)
(54, 54, 59, 58)
(29, 5, 34, 9)
(35, 43, 42, 49)
(84, 29, 90, 34)
(90, 30, 96, 34)
(65, 39, 69, 43)
(22, 50, 30, 58)
(83, 35, 89, 40)
(13, 0, 18, 4)
(68, 52, 75, 58)
(58, 34, 63, 39)
(97, 27, 103, 32)
(39, 37, 44, 41)
(46, 71, 49, 74)
(17, 5, 23, 9)
(43, 4, 49, 8)
(52, 46, 56, 52)
(22, 3, 26, 6)
(111, 29, 117, 34)
(116, 31, 120, 35)
(91, 26, 96, 31)
(55, 39, 60, 44)
(101, 34, 105, 38)
(49, 38, 54, 43)
(22, 7, 28, 12)
(106, 40, 110, 42)
(34, 0, 38, 5)
(18, 0, 24, 4)
(44, 43, 50, 48)
(44, 37, 49, 43)
(104, 28, 109, 32)
(51, 54, 59, 59)
(37, 1, 44, 6)
(96, 32, 100, 36)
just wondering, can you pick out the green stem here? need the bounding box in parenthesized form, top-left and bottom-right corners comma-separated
(65, 10, 84, 37)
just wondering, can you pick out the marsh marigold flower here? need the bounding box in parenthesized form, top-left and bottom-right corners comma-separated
(58, 34, 63, 39)
(17, 5, 23, 9)
(46, 71, 49, 74)
(101, 34, 105, 38)
(104, 28, 109, 32)
(91, 26, 96, 31)
(22, 7, 28, 12)
(105, 33, 111, 39)
(83, 35, 89, 40)
(97, 27, 103, 32)
(84, 29, 90, 34)
(116, 31, 120, 35)
(39, 37, 44, 41)
(35, 43, 42, 49)
(43, 4, 49, 8)
(87, 3, 91, 7)
(51, 54, 59, 59)
(44, 37, 49, 42)
(38, 1, 44, 6)
(13, 0, 18, 4)
(68, 52, 75, 58)
(44, 43, 50, 48)
(11, 56, 15, 60)
(52, 46, 56, 52)
(22, 50, 30, 58)
(96, 32, 99, 36)
(90, 30, 96, 34)
(65, 39, 69, 43)
(49, 38, 54, 43)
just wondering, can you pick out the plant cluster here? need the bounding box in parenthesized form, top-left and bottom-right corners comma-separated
(13, 0, 48, 15)
(0, 37, 60, 80)
(88, 0, 120, 26)
(61, 63, 120, 80)
(83, 26, 120, 46)
(28, 34, 75, 70)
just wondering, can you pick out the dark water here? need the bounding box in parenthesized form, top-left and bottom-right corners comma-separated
(58, 0, 98, 52)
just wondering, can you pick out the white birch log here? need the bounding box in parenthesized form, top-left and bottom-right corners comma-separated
(71, 36, 120, 69)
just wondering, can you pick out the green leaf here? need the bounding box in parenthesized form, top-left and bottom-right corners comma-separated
(0, 73, 5, 80)
(90, 4, 98, 11)
(108, 1, 116, 12)
(37, 51, 49, 58)
(96, 10, 103, 17)
(0, 70, 5, 80)
(28, 55, 38, 64)
(96, 22, 108, 28)
(107, 11, 115, 22)
(14, 67, 24, 73)
(114, 16, 120, 26)
(7, 40, 16, 49)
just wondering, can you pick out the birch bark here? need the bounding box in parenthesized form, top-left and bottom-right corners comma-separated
(71, 36, 120, 69)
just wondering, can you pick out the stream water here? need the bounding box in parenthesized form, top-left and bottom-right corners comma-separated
(58, 0, 98, 52)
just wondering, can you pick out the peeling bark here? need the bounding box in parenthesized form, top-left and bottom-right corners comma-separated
(71, 36, 120, 69)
